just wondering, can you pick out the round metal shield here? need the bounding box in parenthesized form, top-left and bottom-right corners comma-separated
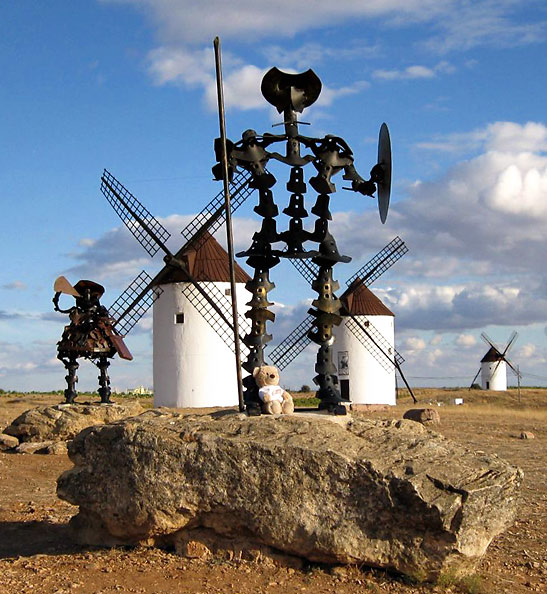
(377, 123, 392, 224)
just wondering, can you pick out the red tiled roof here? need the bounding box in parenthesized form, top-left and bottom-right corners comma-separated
(159, 232, 251, 284)
(341, 283, 394, 317)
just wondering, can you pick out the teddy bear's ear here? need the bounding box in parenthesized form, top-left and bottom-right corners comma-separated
(252, 367, 261, 378)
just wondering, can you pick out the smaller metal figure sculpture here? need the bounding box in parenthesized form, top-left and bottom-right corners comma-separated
(53, 276, 133, 404)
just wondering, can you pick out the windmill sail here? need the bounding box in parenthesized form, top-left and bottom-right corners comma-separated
(101, 170, 171, 257)
(345, 236, 407, 287)
(270, 237, 407, 371)
(103, 169, 254, 337)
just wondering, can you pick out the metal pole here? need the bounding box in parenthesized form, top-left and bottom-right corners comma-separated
(213, 37, 245, 412)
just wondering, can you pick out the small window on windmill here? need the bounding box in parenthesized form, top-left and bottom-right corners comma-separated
(174, 313, 185, 324)
(225, 288, 231, 296)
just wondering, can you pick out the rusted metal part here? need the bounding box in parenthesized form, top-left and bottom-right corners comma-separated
(54, 277, 133, 404)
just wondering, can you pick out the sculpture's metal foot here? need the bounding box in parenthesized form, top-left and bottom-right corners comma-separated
(318, 401, 348, 416)
(246, 403, 262, 417)
(61, 357, 79, 404)
(97, 357, 112, 404)
(64, 389, 77, 404)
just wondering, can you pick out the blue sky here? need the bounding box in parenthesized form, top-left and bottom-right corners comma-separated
(1, 0, 546, 392)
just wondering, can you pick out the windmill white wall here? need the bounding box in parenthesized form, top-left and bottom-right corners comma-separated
(481, 360, 507, 391)
(332, 314, 396, 406)
(153, 281, 248, 408)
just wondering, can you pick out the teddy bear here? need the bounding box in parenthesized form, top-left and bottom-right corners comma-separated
(252, 365, 294, 415)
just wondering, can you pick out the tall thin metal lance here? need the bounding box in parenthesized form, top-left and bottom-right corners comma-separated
(213, 36, 245, 412)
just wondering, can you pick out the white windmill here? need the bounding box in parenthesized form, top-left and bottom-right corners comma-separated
(470, 331, 521, 391)
(332, 283, 396, 405)
(270, 237, 416, 406)
(152, 232, 251, 408)
(99, 169, 256, 409)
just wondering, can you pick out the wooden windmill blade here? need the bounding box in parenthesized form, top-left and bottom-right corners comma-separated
(480, 331, 503, 354)
(345, 236, 408, 288)
(269, 313, 315, 370)
(102, 168, 254, 336)
(269, 308, 405, 372)
(344, 316, 404, 372)
(180, 281, 250, 357)
(287, 257, 320, 285)
(468, 367, 482, 390)
(287, 236, 408, 289)
(101, 169, 172, 257)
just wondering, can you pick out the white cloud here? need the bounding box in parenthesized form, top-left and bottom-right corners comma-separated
(455, 334, 476, 347)
(1, 281, 26, 290)
(262, 43, 380, 71)
(104, 0, 545, 52)
(401, 336, 427, 351)
(373, 61, 453, 81)
(377, 280, 547, 332)
(147, 46, 369, 112)
(417, 120, 547, 154)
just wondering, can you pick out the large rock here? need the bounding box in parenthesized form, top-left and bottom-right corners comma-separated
(4, 401, 145, 443)
(57, 410, 522, 580)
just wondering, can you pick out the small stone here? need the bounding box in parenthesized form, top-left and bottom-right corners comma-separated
(15, 441, 55, 454)
(39, 441, 68, 455)
(0, 432, 19, 450)
(403, 408, 441, 426)
(520, 432, 535, 440)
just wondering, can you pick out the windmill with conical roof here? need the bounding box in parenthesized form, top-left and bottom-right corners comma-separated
(470, 331, 521, 391)
(333, 282, 397, 405)
(152, 232, 251, 407)
(269, 236, 416, 405)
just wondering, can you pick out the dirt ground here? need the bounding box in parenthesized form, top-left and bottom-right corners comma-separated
(0, 389, 545, 594)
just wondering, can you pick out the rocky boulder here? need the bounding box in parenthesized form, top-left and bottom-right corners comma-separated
(403, 408, 441, 426)
(57, 410, 522, 580)
(4, 401, 145, 444)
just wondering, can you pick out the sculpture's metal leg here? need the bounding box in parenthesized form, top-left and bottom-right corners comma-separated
(307, 193, 350, 415)
(309, 266, 346, 414)
(239, 186, 280, 415)
(97, 356, 112, 404)
(60, 356, 79, 404)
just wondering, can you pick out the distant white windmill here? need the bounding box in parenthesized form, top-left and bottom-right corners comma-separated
(470, 331, 521, 391)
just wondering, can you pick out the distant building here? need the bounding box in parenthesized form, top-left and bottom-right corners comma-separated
(131, 385, 153, 396)
(480, 347, 507, 391)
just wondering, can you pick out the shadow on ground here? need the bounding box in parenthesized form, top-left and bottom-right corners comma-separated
(0, 520, 86, 558)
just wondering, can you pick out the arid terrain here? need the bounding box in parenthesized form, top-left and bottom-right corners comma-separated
(0, 388, 545, 594)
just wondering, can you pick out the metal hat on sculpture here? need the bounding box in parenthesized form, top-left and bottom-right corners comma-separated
(54, 275, 81, 297)
(469, 331, 521, 391)
(261, 67, 322, 113)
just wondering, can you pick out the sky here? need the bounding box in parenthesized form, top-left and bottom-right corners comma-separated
(1, 0, 547, 393)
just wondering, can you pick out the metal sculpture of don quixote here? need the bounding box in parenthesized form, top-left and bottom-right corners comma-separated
(53, 276, 133, 403)
(211, 66, 393, 415)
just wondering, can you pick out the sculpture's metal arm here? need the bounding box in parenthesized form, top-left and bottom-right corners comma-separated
(52, 292, 74, 314)
(342, 163, 377, 197)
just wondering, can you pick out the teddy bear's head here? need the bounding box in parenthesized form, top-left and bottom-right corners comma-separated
(252, 365, 280, 388)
